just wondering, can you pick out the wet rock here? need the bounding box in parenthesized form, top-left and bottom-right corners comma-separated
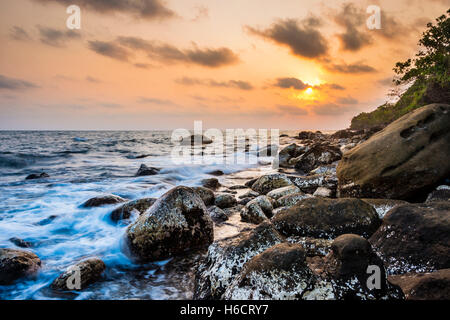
(298, 131, 324, 140)
(272, 198, 380, 239)
(125, 186, 214, 262)
(0, 248, 41, 285)
(110, 198, 157, 222)
(208, 170, 224, 176)
(319, 234, 404, 300)
(244, 178, 258, 188)
(208, 206, 229, 223)
(388, 269, 450, 300)
(9, 237, 33, 248)
(289, 174, 338, 195)
(287, 237, 332, 257)
(193, 222, 284, 299)
(51, 257, 106, 291)
(337, 104, 450, 200)
(313, 187, 333, 198)
(215, 193, 237, 209)
(238, 198, 252, 205)
(426, 185, 450, 203)
(360, 198, 409, 219)
(251, 173, 293, 195)
(201, 178, 221, 190)
(277, 143, 306, 167)
(240, 196, 273, 224)
(267, 185, 300, 200)
(369, 202, 450, 274)
(135, 164, 160, 176)
(25, 172, 49, 180)
(274, 192, 311, 208)
(294, 144, 342, 174)
(228, 185, 248, 190)
(331, 129, 364, 140)
(223, 243, 334, 300)
(81, 195, 127, 208)
(35, 215, 58, 226)
(192, 187, 215, 206)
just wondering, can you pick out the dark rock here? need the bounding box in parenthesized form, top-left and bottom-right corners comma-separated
(277, 143, 306, 167)
(331, 129, 364, 140)
(240, 196, 273, 224)
(228, 185, 248, 190)
(110, 198, 157, 222)
(272, 198, 380, 239)
(125, 186, 214, 262)
(337, 104, 450, 200)
(81, 195, 127, 208)
(9, 237, 33, 248)
(251, 173, 293, 195)
(287, 237, 332, 257)
(35, 215, 58, 226)
(298, 131, 323, 140)
(239, 190, 259, 199)
(223, 243, 334, 300)
(214, 193, 237, 209)
(208, 170, 224, 176)
(208, 206, 229, 223)
(135, 164, 159, 176)
(294, 144, 342, 174)
(0, 248, 41, 285)
(369, 202, 450, 274)
(244, 178, 258, 188)
(267, 185, 300, 200)
(289, 174, 338, 195)
(194, 222, 284, 299)
(201, 178, 221, 190)
(25, 172, 49, 180)
(388, 269, 450, 300)
(274, 192, 311, 209)
(426, 185, 450, 203)
(51, 257, 106, 291)
(192, 187, 215, 206)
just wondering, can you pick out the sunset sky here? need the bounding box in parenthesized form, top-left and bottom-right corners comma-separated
(1, 0, 449, 130)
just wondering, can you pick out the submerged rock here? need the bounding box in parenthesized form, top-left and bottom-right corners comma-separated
(369, 202, 450, 274)
(223, 243, 334, 300)
(135, 164, 160, 176)
(272, 198, 380, 239)
(125, 186, 214, 262)
(51, 257, 106, 291)
(194, 222, 284, 299)
(110, 198, 157, 222)
(388, 269, 450, 300)
(25, 172, 50, 180)
(240, 196, 273, 224)
(0, 248, 41, 285)
(337, 104, 450, 200)
(251, 173, 293, 195)
(81, 195, 127, 208)
(9, 237, 33, 248)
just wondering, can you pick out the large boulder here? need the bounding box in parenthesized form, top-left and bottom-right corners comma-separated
(0, 249, 41, 285)
(240, 196, 273, 224)
(251, 173, 293, 195)
(369, 202, 450, 274)
(193, 222, 284, 299)
(51, 257, 106, 291)
(124, 186, 214, 262)
(388, 269, 450, 300)
(294, 144, 342, 173)
(223, 243, 334, 300)
(276, 144, 306, 167)
(337, 104, 450, 200)
(272, 198, 380, 239)
(110, 198, 157, 222)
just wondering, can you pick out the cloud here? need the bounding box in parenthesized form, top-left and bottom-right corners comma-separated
(376, 11, 410, 40)
(378, 77, 394, 87)
(10, 26, 31, 41)
(137, 97, 177, 106)
(334, 3, 372, 51)
(192, 5, 209, 21)
(274, 77, 308, 90)
(326, 62, 376, 74)
(246, 18, 328, 59)
(32, 0, 175, 20)
(86, 76, 102, 83)
(87, 40, 132, 61)
(317, 83, 346, 91)
(336, 96, 358, 104)
(0, 74, 38, 91)
(37, 26, 81, 47)
(277, 105, 308, 115)
(176, 77, 253, 90)
(134, 63, 151, 69)
(312, 103, 355, 116)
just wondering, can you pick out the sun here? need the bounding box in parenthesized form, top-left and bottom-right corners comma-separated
(305, 87, 313, 95)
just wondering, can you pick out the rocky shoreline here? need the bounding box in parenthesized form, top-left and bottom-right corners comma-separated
(1, 103, 449, 300)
